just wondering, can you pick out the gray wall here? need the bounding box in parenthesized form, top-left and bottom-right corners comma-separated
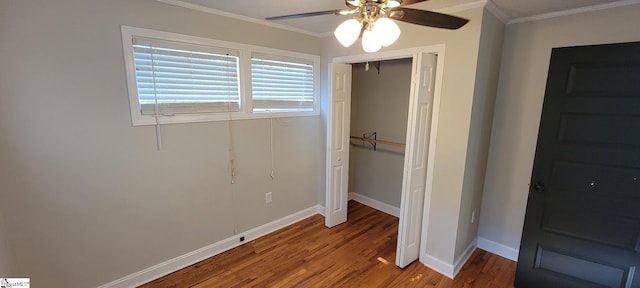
(0, 0, 322, 287)
(349, 59, 412, 208)
(479, 3, 640, 252)
(455, 10, 504, 260)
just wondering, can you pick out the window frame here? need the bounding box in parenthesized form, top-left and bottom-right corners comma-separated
(251, 53, 316, 113)
(121, 25, 320, 126)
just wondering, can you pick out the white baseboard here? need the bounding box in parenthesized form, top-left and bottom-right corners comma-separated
(453, 240, 477, 277)
(317, 205, 326, 216)
(98, 205, 324, 288)
(477, 237, 519, 262)
(420, 240, 476, 279)
(421, 254, 455, 278)
(348, 192, 400, 217)
(421, 237, 519, 279)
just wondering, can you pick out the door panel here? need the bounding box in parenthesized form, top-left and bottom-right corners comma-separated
(534, 246, 633, 288)
(396, 53, 437, 267)
(331, 166, 344, 213)
(516, 42, 640, 288)
(325, 63, 352, 228)
(334, 100, 346, 151)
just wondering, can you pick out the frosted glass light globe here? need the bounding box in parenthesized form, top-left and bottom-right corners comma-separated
(362, 29, 382, 53)
(373, 17, 400, 47)
(387, 0, 401, 8)
(334, 19, 362, 48)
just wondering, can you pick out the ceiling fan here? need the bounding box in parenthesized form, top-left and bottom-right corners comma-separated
(266, 0, 469, 53)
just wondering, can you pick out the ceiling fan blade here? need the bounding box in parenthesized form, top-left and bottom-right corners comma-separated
(390, 8, 468, 29)
(399, 0, 429, 6)
(266, 10, 342, 21)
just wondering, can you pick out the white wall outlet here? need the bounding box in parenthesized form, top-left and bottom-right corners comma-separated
(471, 210, 476, 224)
(265, 192, 272, 203)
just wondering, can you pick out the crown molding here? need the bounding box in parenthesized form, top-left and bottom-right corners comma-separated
(155, 0, 323, 37)
(508, 0, 640, 24)
(436, 1, 509, 24)
(436, 0, 488, 14)
(318, 31, 334, 39)
(483, 1, 509, 23)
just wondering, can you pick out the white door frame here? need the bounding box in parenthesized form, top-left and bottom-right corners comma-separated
(326, 44, 446, 265)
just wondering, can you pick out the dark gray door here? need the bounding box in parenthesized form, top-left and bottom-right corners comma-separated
(515, 42, 640, 288)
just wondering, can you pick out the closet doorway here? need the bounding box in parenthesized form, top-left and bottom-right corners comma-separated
(348, 58, 412, 217)
(326, 47, 443, 268)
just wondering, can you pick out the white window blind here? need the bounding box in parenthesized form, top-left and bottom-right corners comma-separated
(251, 54, 315, 112)
(132, 37, 241, 115)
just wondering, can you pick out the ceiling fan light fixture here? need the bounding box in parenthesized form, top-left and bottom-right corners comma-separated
(373, 17, 400, 47)
(334, 19, 362, 48)
(268, 0, 469, 53)
(362, 28, 382, 53)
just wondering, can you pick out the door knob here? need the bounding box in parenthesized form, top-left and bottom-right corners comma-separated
(532, 182, 546, 193)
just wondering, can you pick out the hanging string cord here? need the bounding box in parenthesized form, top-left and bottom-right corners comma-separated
(227, 114, 239, 234)
(149, 44, 162, 151)
(223, 51, 239, 235)
(270, 116, 275, 180)
(225, 52, 238, 184)
(228, 111, 237, 183)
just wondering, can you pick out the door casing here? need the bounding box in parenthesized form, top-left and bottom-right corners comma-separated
(325, 44, 446, 268)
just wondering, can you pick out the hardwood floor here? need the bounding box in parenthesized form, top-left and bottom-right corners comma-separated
(141, 201, 516, 287)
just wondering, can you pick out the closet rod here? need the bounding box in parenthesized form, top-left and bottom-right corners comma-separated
(349, 136, 405, 148)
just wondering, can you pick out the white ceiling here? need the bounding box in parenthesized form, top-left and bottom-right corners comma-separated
(172, 0, 627, 35)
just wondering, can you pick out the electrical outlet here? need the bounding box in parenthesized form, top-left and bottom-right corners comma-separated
(471, 210, 476, 224)
(265, 192, 272, 203)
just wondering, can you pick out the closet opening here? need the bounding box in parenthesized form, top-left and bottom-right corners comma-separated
(327, 47, 443, 268)
(348, 58, 412, 217)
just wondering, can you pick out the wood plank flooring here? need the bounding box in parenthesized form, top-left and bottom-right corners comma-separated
(141, 201, 516, 287)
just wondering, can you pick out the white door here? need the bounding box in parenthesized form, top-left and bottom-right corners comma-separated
(396, 53, 437, 267)
(325, 63, 352, 227)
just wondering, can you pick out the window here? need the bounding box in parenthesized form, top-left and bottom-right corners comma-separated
(122, 26, 320, 126)
(251, 54, 315, 112)
(133, 37, 240, 116)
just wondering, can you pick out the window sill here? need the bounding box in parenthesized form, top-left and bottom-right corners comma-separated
(130, 110, 320, 126)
